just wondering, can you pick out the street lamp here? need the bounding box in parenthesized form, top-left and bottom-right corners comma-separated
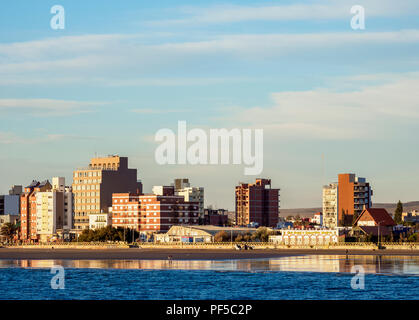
(377, 220, 385, 248)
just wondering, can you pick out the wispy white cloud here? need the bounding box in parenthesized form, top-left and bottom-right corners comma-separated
(147, 0, 419, 26)
(0, 30, 418, 86)
(222, 74, 419, 140)
(0, 131, 97, 144)
(0, 98, 106, 116)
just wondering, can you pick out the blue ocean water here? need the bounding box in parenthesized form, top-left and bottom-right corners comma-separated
(0, 255, 418, 300)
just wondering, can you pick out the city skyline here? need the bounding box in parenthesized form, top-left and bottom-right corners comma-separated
(1, 0, 419, 210)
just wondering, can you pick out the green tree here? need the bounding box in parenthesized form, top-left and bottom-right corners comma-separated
(0, 223, 18, 243)
(407, 233, 418, 242)
(394, 200, 403, 224)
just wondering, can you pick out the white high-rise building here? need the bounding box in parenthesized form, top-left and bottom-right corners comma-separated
(35, 177, 73, 241)
(322, 183, 338, 229)
(173, 179, 204, 218)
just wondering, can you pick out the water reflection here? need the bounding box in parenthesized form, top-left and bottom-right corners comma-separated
(1, 255, 419, 275)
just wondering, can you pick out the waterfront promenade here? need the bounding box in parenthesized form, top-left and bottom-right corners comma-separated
(1, 243, 419, 260)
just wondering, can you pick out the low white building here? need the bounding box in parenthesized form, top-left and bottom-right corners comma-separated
(155, 225, 257, 243)
(269, 229, 339, 245)
(89, 212, 112, 230)
(311, 212, 323, 225)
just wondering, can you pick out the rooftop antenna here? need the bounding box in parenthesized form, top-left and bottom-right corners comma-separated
(321, 153, 325, 186)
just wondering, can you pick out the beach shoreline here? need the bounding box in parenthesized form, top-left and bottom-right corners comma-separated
(1, 248, 419, 260)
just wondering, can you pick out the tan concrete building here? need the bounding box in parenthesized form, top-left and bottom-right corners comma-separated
(173, 179, 205, 218)
(72, 155, 141, 231)
(322, 183, 338, 229)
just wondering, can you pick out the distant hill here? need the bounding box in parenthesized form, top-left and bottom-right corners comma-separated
(280, 201, 419, 218)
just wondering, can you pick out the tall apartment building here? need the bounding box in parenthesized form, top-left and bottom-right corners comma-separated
(322, 183, 338, 228)
(20, 180, 52, 241)
(72, 155, 141, 230)
(235, 178, 280, 228)
(322, 174, 373, 228)
(112, 187, 199, 233)
(0, 185, 22, 215)
(20, 178, 73, 242)
(338, 173, 372, 226)
(173, 178, 204, 218)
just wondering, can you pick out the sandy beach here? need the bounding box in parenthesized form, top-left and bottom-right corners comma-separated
(1, 247, 419, 260)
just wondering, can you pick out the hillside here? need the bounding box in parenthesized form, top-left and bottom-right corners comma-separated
(280, 201, 419, 218)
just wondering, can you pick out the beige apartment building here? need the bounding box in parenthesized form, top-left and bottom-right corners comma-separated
(173, 179, 204, 218)
(322, 183, 338, 229)
(72, 155, 141, 231)
(35, 177, 73, 242)
(20, 177, 72, 242)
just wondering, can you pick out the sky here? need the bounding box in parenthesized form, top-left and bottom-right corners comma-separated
(0, 0, 418, 210)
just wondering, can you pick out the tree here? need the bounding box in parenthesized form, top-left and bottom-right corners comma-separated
(214, 231, 229, 242)
(407, 233, 418, 242)
(352, 211, 359, 226)
(394, 200, 403, 224)
(251, 227, 273, 242)
(0, 223, 18, 243)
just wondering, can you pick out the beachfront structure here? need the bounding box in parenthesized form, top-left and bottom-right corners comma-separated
(154, 225, 257, 243)
(72, 155, 142, 231)
(112, 188, 199, 232)
(235, 178, 280, 228)
(20, 178, 72, 242)
(20, 180, 52, 241)
(338, 173, 372, 226)
(89, 212, 112, 230)
(322, 183, 338, 228)
(269, 229, 339, 245)
(351, 208, 395, 238)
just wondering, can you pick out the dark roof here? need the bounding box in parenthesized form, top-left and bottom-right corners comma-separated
(355, 226, 392, 236)
(38, 180, 50, 188)
(354, 208, 395, 226)
(26, 180, 39, 188)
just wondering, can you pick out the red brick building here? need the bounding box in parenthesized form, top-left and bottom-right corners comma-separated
(203, 208, 228, 226)
(112, 187, 199, 232)
(235, 179, 280, 227)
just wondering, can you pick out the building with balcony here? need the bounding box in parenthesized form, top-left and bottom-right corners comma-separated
(322, 183, 338, 228)
(72, 155, 142, 231)
(338, 174, 372, 226)
(235, 178, 280, 228)
(173, 178, 204, 218)
(112, 186, 199, 233)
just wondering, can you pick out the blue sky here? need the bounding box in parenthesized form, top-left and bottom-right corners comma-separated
(0, 0, 419, 210)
